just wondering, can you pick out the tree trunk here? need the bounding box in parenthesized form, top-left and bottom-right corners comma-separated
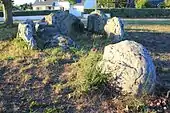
(127, 0, 135, 8)
(126, 0, 130, 7)
(115, 0, 119, 8)
(2, 0, 13, 25)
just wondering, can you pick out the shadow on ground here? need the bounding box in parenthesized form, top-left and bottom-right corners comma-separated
(0, 58, 78, 112)
(127, 31, 170, 53)
(126, 31, 170, 91)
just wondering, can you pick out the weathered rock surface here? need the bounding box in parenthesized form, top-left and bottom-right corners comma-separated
(45, 11, 84, 38)
(17, 14, 80, 50)
(87, 10, 108, 33)
(17, 19, 37, 49)
(35, 18, 48, 32)
(99, 40, 157, 95)
(45, 34, 76, 50)
(104, 17, 125, 42)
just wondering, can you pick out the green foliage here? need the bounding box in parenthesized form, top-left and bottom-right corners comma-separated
(135, 0, 150, 8)
(0, 24, 38, 60)
(97, 0, 128, 8)
(98, 0, 115, 8)
(0, 10, 60, 17)
(1, 9, 170, 18)
(165, 0, 170, 7)
(84, 8, 170, 18)
(119, 95, 147, 112)
(43, 56, 58, 66)
(0, 5, 3, 11)
(159, 0, 170, 8)
(20, 3, 33, 10)
(68, 0, 76, 5)
(70, 51, 107, 94)
(43, 108, 60, 113)
(0, 24, 17, 40)
(117, 0, 128, 8)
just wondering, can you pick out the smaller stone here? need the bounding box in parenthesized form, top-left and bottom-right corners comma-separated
(46, 34, 76, 50)
(104, 17, 125, 42)
(87, 10, 108, 33)
(163, 107, 167, 110)
(156, 102, 161, 106)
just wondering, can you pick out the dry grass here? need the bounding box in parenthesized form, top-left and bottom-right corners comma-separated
(126, 25, 170, 33)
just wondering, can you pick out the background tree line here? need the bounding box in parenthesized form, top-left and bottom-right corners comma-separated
(97, 0, 135, 8)
(0, 0, 169, 26)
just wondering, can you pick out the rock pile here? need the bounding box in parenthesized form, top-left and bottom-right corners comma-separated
(87, 10, 125, 42)
(45, 34, 76, 49)
(17, 11, 84, 49)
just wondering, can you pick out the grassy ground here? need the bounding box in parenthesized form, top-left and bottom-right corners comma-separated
(125, 19, 170, 25)
(0, 20, 170, 112)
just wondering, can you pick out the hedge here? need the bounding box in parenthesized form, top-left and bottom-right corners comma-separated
(84, 8, 170, 18)
(0, 8, 170, 18)
(0, 10, 66, 17)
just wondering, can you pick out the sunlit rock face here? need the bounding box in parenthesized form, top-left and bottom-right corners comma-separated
(17, 19, 37, 49)
(99, 40, 157, 95)
(104, 17, 125, 43)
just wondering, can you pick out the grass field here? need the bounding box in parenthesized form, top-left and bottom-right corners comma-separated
(0, 20, 170, 112)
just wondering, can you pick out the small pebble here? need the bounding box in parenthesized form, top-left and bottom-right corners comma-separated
(163, 107, 167, 110)
(157, 102, 160, 106)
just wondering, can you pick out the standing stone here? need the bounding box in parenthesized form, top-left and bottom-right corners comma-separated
(17, 19, 37, 49)
(98, 40, 157, 95)
(87, 10, 108, 33)
(45, 11, 84, 38)
(104, 17, 125, 42)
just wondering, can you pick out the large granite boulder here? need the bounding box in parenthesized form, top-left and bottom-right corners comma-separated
(87, 10, 108, 33)
(17, 19, 37, 49)
(45, 11, 84, 38)
(104, 17, 125, 42)
(98, 40, 157, 95)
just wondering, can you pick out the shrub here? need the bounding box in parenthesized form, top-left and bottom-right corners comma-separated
(165, 0, 170, 8)
(0, 10, 64, 17)
(85, 8, 170, 18)
(0, 5, 3, 11)
(159, 0, 170, 8)
(135, 0, 151, 8)
(1, 9, 170, 18)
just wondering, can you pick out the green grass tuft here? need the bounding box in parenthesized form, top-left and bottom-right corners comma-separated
(68, 51, 107, 95)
